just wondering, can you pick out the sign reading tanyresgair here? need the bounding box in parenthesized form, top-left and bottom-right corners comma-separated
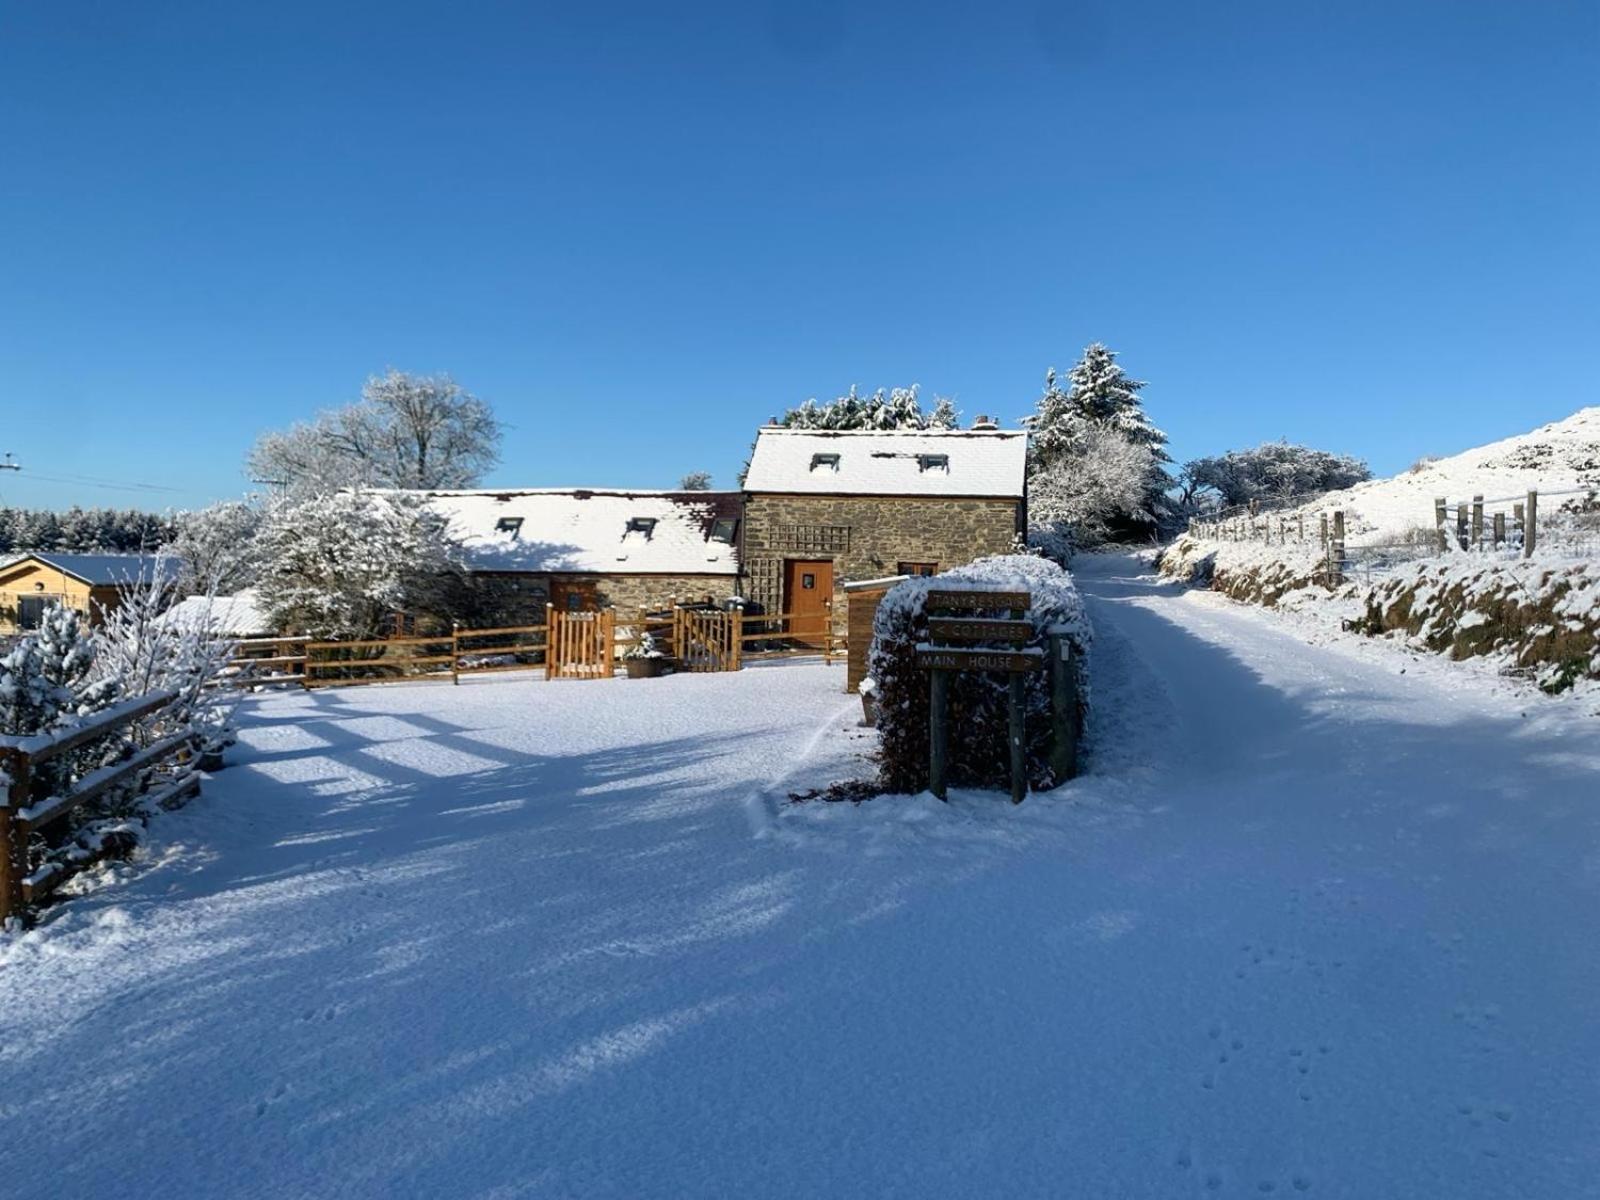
(925, 590, 1030, 613)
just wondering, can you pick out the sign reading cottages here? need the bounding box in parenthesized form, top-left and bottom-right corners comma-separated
(916, 589, 1075, 806)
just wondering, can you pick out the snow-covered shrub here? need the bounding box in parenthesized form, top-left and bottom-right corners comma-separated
(1030, 424, 1161, 549)
(255, 490, 467, 638)
(91, 558, 240, 759)
(868, 554, 1090, 795)
(623, 631, 665, 660)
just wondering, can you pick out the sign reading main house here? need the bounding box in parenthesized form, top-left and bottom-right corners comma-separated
(740, 425, 1028, 636)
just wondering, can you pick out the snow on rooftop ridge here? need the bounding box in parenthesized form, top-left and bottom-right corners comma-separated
(744, 426, 1027, 497)
(420, 489, 740, 575)
(1289, 406, 1600, 545)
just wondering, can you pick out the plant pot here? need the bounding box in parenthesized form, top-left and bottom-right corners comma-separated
(625, 657, 666, 679)
(859, 691, 879, 728)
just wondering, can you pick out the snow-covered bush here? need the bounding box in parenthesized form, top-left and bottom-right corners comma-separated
(169, 500, 263, 594)
(255, 490, 467, 638)
(623, 631, 665, 660)
(868, 554, 1090, 795)
(1030, 424, 1162, 549)
(91, 559, 240, 758)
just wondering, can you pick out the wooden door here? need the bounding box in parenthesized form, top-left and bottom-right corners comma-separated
(784, 559, 834, 648)
(550, 579, 599, 613)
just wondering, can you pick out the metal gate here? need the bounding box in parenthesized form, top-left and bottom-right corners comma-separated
(547, 608, 615, 679)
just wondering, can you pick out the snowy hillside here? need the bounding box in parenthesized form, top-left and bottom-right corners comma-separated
(1300, 407, 1600, 545)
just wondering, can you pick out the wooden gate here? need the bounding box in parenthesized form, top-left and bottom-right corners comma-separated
(673, 606, 738, 673)
(546, 607, 615, 679)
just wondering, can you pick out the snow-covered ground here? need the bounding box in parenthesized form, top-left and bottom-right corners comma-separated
(5, 555, 1600, 1198)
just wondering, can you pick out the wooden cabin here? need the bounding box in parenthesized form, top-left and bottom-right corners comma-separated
(740, 424, 1028, 642)
(0, 553, 180, 634)
(420, 488, 744, 621)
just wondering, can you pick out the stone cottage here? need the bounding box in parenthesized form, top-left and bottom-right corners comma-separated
(740, 424, 1028, 640)
(423, 489, 743, 622)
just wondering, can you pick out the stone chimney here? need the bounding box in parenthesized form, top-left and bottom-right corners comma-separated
(971, 414, 999, 431)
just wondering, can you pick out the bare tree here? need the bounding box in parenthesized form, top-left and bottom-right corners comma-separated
(247, 370, 501, 493)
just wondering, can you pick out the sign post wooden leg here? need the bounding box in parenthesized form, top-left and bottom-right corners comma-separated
(929, 668, 949, 800)
(1008, 673, 1026, 805)
(1048, 633, 1077, 784)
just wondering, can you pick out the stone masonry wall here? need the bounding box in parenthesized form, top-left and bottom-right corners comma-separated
(466, 572, 739, 626)
(741, 494, 1022, 615)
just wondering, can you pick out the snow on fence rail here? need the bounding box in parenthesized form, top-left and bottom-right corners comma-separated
(221, 605, 846, 691)
(1187, 487, 1596, 568)
(0, 689, 198, 925)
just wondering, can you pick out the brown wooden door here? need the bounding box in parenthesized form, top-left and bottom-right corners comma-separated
(784, 559, 834, 647)
(550, 579, 599, 613)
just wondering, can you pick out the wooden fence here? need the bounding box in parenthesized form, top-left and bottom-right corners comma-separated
(218, 602, 845, 692)
(0, 691, 199, 924)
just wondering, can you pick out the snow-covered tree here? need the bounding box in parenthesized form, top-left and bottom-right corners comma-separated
(255, 491, 466, 638)
(0, 604, 114, 738)
(1180, 442, 1372, 511)
(677, 471, 713, 491)
(0, 506, 174, 554)
(1029, 425, 1161, 550)
(1029, 343, 1167, 464)
(169, 500, 263, 594)
(247, 370, 501, 492)
(92, 558, 240, 756)
(927, 396, 960, 429)
(778, 385, 946, 431)
(1027, 343, 1171, 533)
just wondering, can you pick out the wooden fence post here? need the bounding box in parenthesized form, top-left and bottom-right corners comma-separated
(1048, 632, 1078, 785)
(1493, 512, 1506, 548)
(928, 669, 949, 800)
(604, 607, 616, 676)
(731, 603, 744, 672)
(451, 622, 461, 686)
(1456, 502, 1469, 551)
(1328, 511, 1346, 587)
(0, 750, 30, 926)
(1434, 497, 1448, 553)
(1008, 673, 1027, 805)
(1525, 490, 1538, 558)
(1471, 494, 1485, 550)
(1320, 513, 1329, 554)
(545, 603, 556, 680)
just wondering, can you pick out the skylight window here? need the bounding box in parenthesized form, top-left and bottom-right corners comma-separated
(709, 517, 739, 545)
(918, 453, 950, 472)
(810, 453, 841, 471)
(494, 517, 524, 538)
(625, 517, 657, 539)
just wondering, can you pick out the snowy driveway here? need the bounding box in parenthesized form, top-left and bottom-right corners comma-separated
(4, 556, 1600, 1199)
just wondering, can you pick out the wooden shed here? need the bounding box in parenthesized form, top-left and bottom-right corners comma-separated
(0, 553, 179, 634)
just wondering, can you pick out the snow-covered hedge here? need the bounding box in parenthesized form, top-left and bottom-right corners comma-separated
(868, 554, 1090, 795)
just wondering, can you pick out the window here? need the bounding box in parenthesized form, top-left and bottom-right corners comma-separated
(898, 561, 939, 578)
(625, 517, 657, 538)
(917, 453, 949, 472)
(801, 573, 817, 590)
(809, 452, 841, 471)
(709, 517, 739, 544)
(494, 516, 524, 537)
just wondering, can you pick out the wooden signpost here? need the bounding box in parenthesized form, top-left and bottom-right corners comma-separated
(919, 589, 1071, 806)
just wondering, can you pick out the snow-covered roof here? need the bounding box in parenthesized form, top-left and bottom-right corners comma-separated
(0, 552, 183, 587)
(160, 589, 272, 637)
(421, 489, 742, 576)
(743, 428, 1027, 497)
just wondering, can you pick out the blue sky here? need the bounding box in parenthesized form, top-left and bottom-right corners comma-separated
(1, 0, 1595, 511)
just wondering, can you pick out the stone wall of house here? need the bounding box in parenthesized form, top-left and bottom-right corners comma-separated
(741, 494, 1022, 614)
(465, 572, 739, 626)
